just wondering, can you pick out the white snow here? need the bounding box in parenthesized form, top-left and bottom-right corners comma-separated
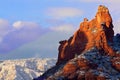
(0, 58, 56, 80)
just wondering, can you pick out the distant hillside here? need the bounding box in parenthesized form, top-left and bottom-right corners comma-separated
(0, 58, 56, 80)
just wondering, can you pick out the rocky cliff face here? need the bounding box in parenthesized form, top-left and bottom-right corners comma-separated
(34, 5, 120, 80)
(56, 5, 115, 65)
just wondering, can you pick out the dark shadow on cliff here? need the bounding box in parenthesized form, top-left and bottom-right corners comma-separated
(56, 30, 88, 65)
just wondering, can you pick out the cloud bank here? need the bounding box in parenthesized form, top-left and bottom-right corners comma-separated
(50, 24, 75, 32)
(0, 19, 48, 53)
(13, 21, 39, 30)
(46, 7, 83, 19)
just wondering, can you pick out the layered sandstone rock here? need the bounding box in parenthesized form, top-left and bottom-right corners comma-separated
(56, 5, 115, 65)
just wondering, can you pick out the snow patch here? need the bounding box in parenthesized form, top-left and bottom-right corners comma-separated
(0, 58, 56, 80)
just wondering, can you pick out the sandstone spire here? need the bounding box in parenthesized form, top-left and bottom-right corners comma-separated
(56, 5, 115, 65)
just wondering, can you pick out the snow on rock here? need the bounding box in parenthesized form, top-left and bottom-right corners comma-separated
(0, 58, 56, 80)
(36, 47, 120, 80)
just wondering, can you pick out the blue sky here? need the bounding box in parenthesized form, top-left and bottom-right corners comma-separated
(0, 0, 120, 60)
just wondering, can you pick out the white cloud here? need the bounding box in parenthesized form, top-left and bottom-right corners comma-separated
(11, 21, 42, 41)
(46, 7, 83, 19)
(11, 21, 42, 42)
(50, 24, 75, 32)
(13, 21, 39, 30)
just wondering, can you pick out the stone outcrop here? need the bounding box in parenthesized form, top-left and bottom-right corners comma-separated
(34, 46, 120, 80)
(56, 5, 115, 65)
(34, 5, 120, 80)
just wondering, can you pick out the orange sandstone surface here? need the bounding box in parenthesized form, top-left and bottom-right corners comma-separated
(56, 5, 115, 65)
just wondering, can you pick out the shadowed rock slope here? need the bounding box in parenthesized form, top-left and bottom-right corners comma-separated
(34, 5, 120, 80)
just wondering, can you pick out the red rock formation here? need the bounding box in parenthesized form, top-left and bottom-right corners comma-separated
(34, 5, 120, 80)
(85, 72, 97, 80)
(60, 50, 120, 80)
(97, 76, 106, 80)
(56, 5, 115, 65)
(63, 62, 78, 77)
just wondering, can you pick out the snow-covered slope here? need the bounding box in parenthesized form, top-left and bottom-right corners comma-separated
(35, 47, 120, 80)
(0, 58, 56, 80)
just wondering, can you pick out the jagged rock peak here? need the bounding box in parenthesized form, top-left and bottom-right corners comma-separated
(56, 5, 115, 65)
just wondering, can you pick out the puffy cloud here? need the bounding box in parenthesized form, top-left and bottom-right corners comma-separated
(46, 7, 83, 19)
(50, 24, 75, 32)
(13, 21, 39, 30)
(12, 21, 43, 42)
